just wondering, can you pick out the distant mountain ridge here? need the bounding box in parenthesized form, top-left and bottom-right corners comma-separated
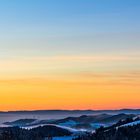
(4, 113, 138, 130)
(0, 109, 140, 114)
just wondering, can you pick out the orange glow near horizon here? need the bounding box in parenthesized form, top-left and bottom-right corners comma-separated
(0, 55, 139, 111)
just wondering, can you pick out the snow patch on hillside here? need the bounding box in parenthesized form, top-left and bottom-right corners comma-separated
(120, 120, 140, 127)
(50, 136, 75, 140)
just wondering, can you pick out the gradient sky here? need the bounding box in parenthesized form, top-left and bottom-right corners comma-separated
(0, 0, 140, 111)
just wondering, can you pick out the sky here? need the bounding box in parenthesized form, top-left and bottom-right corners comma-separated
(0, 0, 140, 111)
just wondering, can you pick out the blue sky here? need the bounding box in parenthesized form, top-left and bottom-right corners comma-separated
(0, 0, 140, 57)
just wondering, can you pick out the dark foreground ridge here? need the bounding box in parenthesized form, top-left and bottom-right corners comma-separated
(0, 125, 72, 140)
(74, 123, 140, 140)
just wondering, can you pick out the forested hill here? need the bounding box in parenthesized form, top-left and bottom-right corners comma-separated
(73, 123, 140, 140)
(0, 125, 72, 140)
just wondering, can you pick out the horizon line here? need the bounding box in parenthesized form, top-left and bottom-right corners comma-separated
(0, 108, 140, 113)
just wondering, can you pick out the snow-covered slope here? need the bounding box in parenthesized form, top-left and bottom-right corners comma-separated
(51, 136, 75, 140)
(120, 120, 140, 127)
